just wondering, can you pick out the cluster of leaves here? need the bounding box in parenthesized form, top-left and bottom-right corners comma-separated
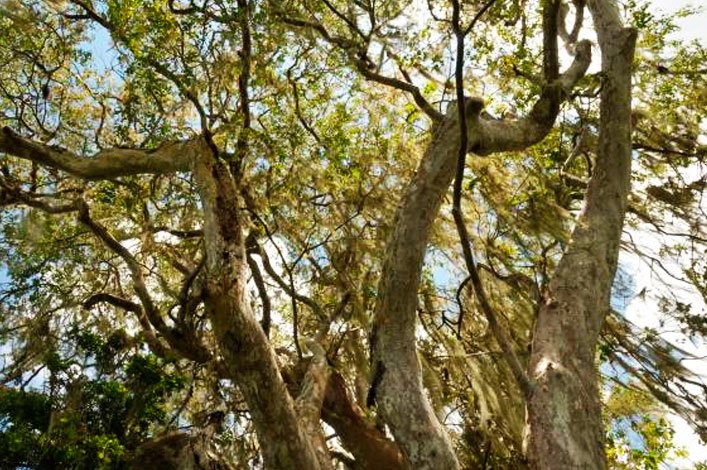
(0, 329, 186, 469)
(605, 385, 687, 469)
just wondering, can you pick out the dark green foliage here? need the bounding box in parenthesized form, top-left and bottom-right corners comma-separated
(0, 338, 186, 469)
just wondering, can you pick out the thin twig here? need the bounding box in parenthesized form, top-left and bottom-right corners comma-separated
(450, 0, 532, 399)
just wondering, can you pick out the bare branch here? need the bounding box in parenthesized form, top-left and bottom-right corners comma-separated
(558, 0, 586, 48)
(83, 292, 170, 358)
(321, 0, 367, 41)
(542, 0, 561, 81)
(247, 235, 326, 321)
(287, 70, 323, 144)
(148, 226, 204, 238)
(0, 180, 81, 214)
(78, 201, 165, 330)
(0, 127, 195, 179)
(231, 0, 252, 180)
(83, 293, 141, 313)
(278, 14, 444, 121)
(78, 201, 212, 363)
(476, 40, 592, 154)
(246, 250, 272, 337)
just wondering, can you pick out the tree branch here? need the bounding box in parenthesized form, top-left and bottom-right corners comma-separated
(78, 202, 212, 363)
(0, 127, 195, 179)
(278, 14, 444, 122)
(83, 292, 141, 312)
(247, 235, 326, 321)
(542, 0, 561, 81)
(82, 292, 170, 358)
(246, 251, 272, 336)
(295, 339, 333, 470)
(78, 201, 167, 332)
(0, 179, 81, 214)
(451, 0, 532, 399)
(231, 0, 252, 180)
(476, 39, 591, 154)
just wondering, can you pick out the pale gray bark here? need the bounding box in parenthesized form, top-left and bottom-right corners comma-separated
(0, 125, 332, 469)
(0, 7, 618, 465)
(525, 0, 636, 467)
(190, 141, 323, 470)
(370, 45, 591, 469)
(295, 340, 334, 470)
(0, 126, 193, 179)
(0, 127, 325, 466)
(370, 113, 468, 470)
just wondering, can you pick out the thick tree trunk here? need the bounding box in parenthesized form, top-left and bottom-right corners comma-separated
(0, 38, 589, 470)
(369, 42, 591, 467)
(283, 363, 406, 470)
(526, 256, 614, 469)
(191, 142, 322, 470)
(371, 114, 467, 470)
(525, 0, 636, 467)
(368, 45, 592, 468)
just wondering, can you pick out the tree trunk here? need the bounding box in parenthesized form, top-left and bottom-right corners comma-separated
(322, 372, 405, 470)
(525, 0, 637, 467)
(371, 114, 466, 470)
(369, 43, 592, 467)
(191, 141, 322, 470)
(369, 43, 592, 466)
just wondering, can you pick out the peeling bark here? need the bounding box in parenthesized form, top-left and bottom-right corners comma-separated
(0, 125, 331, 469)
(295, 340, 334, 470)
(525, 0, 637, 467)
(0, 11, 610, 465)
(322, 372, 406, 470)
(281, 362, 405, 470)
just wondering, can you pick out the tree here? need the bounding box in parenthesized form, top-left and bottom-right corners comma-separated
(0, 0, 705, 468)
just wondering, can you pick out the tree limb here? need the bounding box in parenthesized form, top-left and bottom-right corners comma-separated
(451, 0, 532, 399)
(231, 0, 252, 180)
(476, 39, 591, 155)
(277, 14, 444, 121)
(78, 202, 212, 363)
(0, 127, 195, 180)
(295, 339, 334, 470)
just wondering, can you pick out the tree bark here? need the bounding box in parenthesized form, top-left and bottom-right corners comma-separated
(0, 24, 593, 468)
(282, 363, 405, 470)
(525, 0, 636, 467)
(370, 44, 591, 470)
(322, 372, 405, 470)
(0, 127, 193, 179)
(370, 111, 469, 470)
(295, 340, 335, 470)
(191, 141, 322, 470)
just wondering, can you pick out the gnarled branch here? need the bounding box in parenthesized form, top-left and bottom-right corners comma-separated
(0, 127, 195, 180)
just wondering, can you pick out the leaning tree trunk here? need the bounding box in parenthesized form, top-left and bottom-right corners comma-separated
(370, 115, 467, 470)
(370, 40, 591, 468)
(191, 140, 322, 470)
(525, 0, 637, 467)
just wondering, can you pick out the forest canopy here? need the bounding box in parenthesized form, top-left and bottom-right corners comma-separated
(0, 0, 705, 468)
